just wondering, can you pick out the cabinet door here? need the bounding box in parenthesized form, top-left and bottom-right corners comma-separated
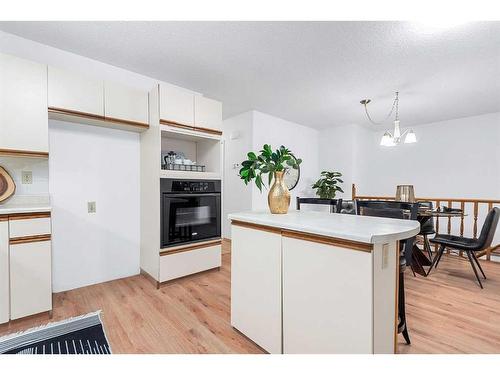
(48, 66, 104, 116)
(104, 81, 149, 125)
(282, 236, 373, 353)
(194, 96, 222, 131)
(159, 84, 194, 126)
(10, 240, 52, 320)
(0, 220, 8, 324)
(231, 225, 282, 354)
(0, 53, 48, 153)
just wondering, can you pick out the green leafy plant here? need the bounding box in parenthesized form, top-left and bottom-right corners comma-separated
(239, 144, 302, 192)
(312, 171, 344, 199)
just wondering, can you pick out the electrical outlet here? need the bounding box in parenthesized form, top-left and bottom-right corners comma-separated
(87, 201, 96, 213)
(21, 171, 33, 184)
(382, 244, 389, 269)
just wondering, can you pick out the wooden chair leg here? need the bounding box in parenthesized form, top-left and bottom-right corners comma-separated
(428, 245, 445, 273)
(465, 251, 484, 289)
(471, 251, 487, 279)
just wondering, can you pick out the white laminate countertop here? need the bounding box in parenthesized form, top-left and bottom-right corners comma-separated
(229, 210, 420, 244)
(0, 195, 51, 215)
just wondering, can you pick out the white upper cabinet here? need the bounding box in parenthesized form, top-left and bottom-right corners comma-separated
(195, 96, 222, 131)
(159, 84, 194, 126)
(48, 66, 104, 116)
(0, 53, 48, 154)
(104, 81, 149, 125)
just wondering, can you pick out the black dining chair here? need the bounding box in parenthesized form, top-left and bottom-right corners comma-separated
(418, 201, 436, 261)
(358, 204, 413, 345)
(356, 200, 419, 265)
(296, 197, 343, 213)
(429, 207, 500, 288)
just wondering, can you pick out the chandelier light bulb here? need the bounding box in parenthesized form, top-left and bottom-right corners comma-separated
(380, 131, 395, 147)
(404, 129, 417, 144)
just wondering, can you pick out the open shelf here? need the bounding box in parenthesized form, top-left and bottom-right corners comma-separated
(160, 128, 222, 181)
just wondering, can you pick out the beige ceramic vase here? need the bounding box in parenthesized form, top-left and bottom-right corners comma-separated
(268, 171, 291, 214)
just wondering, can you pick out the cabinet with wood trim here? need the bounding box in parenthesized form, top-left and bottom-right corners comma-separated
(0, 53, 49, 157)
(140, 86, 223, 286)
(159, 84, 195, 127)
(194, 95, 222, 132)
(229, 215, 407, 354)
(104, 81, 149, 126)
(0, 212, 53, 322)
(159, 84, 223, 135)
(10, 238, 52, 320)
(48, 66, 104, 117)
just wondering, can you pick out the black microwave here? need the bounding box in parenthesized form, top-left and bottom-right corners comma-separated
(160, 179, 221, 248)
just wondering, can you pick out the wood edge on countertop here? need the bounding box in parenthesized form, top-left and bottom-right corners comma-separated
(231, 220, 374, 252)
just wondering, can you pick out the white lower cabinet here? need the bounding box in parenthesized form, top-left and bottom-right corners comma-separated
(10, 240, 52, 320)
(160, 244, 221, 282)
(0, 220, 9, 324)
(282, 236, 373, 354)
(230, 225, 282, 354)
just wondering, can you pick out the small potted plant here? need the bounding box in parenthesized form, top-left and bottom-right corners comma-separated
(312, 171, 344, 199)
(239, 144, 301, 214)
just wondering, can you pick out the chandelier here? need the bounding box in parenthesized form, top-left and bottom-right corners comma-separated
(360, 92, 417, 147)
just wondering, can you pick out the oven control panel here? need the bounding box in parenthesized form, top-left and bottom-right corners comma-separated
(161, 179, 221, 194)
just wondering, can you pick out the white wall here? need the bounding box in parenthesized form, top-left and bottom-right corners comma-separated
(353, 112, 500, 200)
(222, 111, 320, 238)
(319, 112, 500, 245)
(49, 120, 140, 292)
(222, 111, 253, 238)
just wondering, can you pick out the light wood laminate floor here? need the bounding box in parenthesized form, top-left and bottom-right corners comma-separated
(1, 241, 500, 354)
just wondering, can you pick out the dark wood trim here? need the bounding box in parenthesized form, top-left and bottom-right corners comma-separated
(0, 148, 49, 158)
(48, 107, 149, 130)
(157, 266, 220, 288)
(231, 220, 282, 235)
(101, 116, 149, 129)
(0, 215, 9, 222)
(193, 125, 223, 136)
(8, 212, 51, 221)
(160, 119, 194, 131)
(231, 220, 373, 252)
(160, 119, 222, 136)
(10, 234, 51, 245)
(281, 230, 373, 252)
(48, 106, 104, 121)
(160, 239, 222, 256)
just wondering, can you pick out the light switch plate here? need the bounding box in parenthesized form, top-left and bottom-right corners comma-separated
(21, 171, 33, 184)
(87, 201, 96, 213)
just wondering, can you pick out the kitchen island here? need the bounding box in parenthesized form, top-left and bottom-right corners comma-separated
(228, 210, 420, 354)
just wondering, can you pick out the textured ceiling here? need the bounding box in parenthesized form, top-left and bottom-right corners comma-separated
(0, 21, 499, 129)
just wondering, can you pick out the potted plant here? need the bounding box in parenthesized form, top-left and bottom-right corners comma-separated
(239, 144, 301, 214)
(312, 171, 344, 199)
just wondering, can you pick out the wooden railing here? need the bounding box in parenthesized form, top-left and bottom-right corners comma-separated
(351, 184, 500, 261)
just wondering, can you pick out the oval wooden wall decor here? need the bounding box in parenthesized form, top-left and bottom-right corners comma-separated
(0, 166, 16, 203)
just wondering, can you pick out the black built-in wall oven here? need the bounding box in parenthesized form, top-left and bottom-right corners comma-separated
(161, 179, 221, 248)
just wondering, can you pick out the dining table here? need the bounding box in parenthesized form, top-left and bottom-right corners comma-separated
(410, 208, 467, 276)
